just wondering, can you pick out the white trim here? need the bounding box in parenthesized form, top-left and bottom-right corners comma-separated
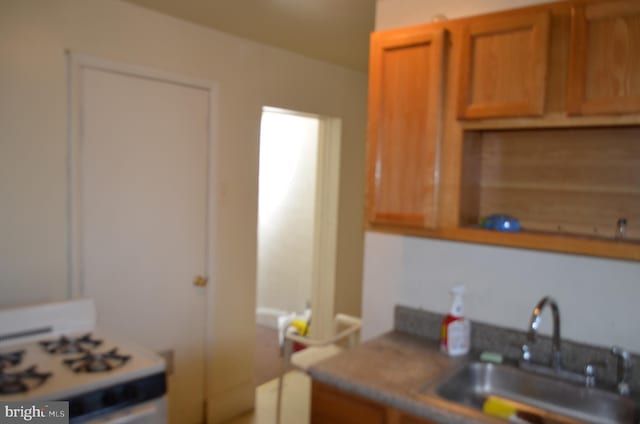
(310, 117, 342, 339)
(66, 51, 81, 299)
(262, 106, 323, 121)
(66, 50, 219, 415)
(204, 81, 219, 411)
(68, 52, 217, 94)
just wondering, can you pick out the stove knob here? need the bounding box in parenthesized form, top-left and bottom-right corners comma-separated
(123, 384, 139, 401)
(102, 390, 119, 407)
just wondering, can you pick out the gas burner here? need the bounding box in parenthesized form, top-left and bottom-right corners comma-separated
(40, 333, 102, 355)
(0, 366, 52, 395)
(0, 350, 25, 369)
(64, 348, 131, 373)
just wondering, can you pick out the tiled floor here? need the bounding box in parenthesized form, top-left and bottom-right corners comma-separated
(224, 371, 311, 424)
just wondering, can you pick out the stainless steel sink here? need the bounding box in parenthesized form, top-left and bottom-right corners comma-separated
(424, 362, 640, 424)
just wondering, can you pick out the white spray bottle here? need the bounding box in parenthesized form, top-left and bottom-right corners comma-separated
(440, 285, 471, 356)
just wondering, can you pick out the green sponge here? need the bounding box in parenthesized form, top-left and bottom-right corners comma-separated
(480, 351, 504, 364)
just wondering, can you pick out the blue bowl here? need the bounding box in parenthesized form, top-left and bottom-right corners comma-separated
(481, 214, 521, 232)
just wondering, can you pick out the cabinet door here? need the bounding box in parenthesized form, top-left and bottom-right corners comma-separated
(457, 10, 550, 119)
(398, 413, 435, 424)
(567, 0, 640, 115)
(312, 380, 438, 424)
(367, 28, 445, 229)
(387, 408, 437, 424)
(311, 381, 386, 424)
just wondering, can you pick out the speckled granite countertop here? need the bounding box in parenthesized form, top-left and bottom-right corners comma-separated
(308, 331, 491, 424)
(308, 306, 640, 423)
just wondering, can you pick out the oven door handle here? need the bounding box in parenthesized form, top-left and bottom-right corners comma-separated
(86, 397, 166, 423)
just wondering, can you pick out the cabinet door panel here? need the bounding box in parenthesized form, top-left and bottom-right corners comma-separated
(387, 407, 438, 424)
(567, 0, 640, 115)
(367, 28, 445, 229)
(457, 11, 550, 118)
(312, 381, 438, 424)
(399, 414, 435, 424)
(311, 381, 386, 424)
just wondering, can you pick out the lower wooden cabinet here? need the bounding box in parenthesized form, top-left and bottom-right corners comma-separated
(311, 380, 437, 424)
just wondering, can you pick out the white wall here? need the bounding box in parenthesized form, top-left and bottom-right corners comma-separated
(364, 0, 640, 353)
(257, 111, 318, 316)
(0, 1, 367, 421)
(363, 233, 640, 351)
(375, 0, 553, 30)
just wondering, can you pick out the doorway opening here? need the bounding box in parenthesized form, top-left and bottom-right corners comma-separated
(254, 107, 341, 386)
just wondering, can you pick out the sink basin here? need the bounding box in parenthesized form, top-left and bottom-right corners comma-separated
(428, 362, 639, 424)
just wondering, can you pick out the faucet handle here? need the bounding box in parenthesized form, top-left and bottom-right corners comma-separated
(611, 346, 632, 396)
(584, 364, 596, 387)
(521, 343, 531, 362)
(583, 360, 606, 388)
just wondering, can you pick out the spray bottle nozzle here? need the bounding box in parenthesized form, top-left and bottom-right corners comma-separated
(450, 285, 465, 296)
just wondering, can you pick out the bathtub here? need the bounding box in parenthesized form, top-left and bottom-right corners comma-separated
(256, 306, 291, 329)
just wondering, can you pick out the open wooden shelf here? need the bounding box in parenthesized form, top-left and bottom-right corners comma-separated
(456, 125, 640, 259)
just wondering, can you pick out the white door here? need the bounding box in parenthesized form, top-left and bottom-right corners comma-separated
(74, 64, 211, 424)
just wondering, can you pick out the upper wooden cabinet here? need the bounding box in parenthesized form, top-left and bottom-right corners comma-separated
(366, 27, 445, 229)
(457, 10, 551, 119)
(365, 0, 640, 261)
(567, 0, 640, 115)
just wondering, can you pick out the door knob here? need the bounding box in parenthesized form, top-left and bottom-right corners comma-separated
(193, 275, 208, 287)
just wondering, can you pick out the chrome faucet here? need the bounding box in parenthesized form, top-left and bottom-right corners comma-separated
(524, 296, 562, 369)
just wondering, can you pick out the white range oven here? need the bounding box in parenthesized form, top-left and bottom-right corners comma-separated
(0, 299, 167, 423)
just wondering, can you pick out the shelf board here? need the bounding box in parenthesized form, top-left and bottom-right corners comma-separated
(460, 113, 640, 130)
(366, 223, 640, 261)
(479, 182, 640, 196)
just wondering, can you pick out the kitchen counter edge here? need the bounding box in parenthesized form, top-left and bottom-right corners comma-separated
(307, 331, 490, 424)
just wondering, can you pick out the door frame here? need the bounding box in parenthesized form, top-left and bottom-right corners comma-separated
(66, 51, 218, 412)
(310, 115, 341, 339)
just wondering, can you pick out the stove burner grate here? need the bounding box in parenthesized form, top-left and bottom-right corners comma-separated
(40, 333, 103, 355)
(0, 366, 52, 395)
(0, 350, 25, 370)
(64, 348, 131, 373)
